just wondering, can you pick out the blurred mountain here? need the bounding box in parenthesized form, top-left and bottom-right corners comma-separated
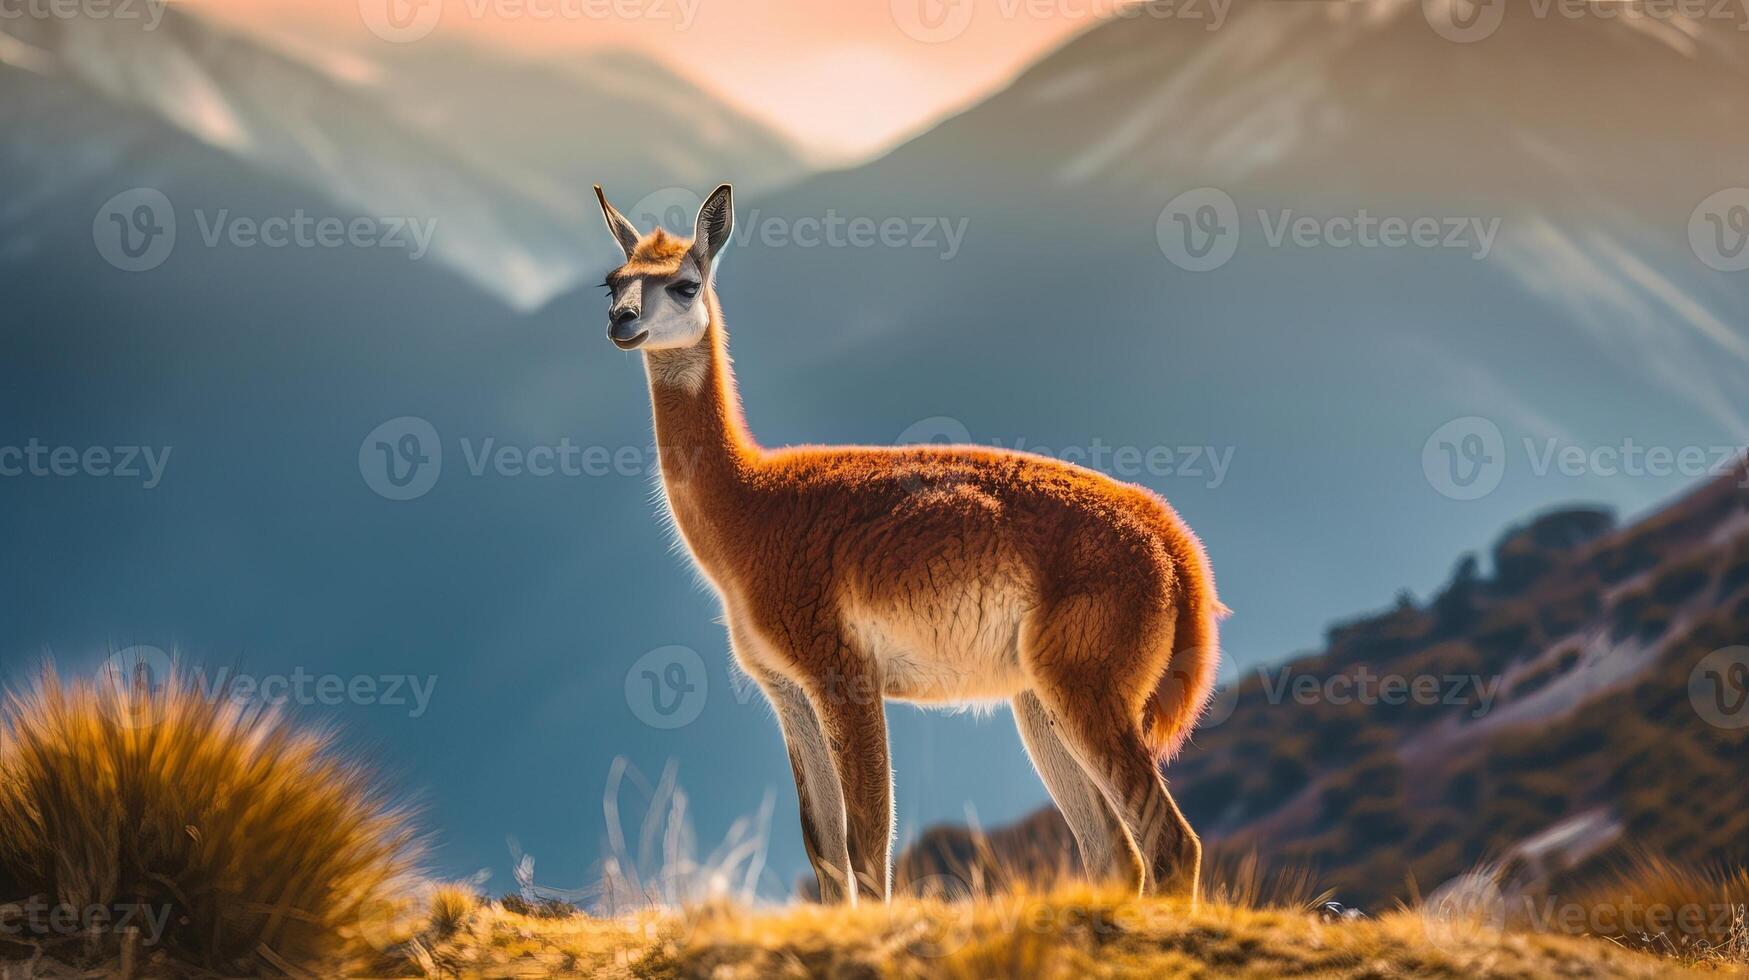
(901, 464, 1749, 906)
(0, 10, 809, 309)
(365, 44, 808, 221)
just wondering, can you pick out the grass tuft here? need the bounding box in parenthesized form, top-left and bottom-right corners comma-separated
(426, 883, 479, 940)
(1559, 853, 1749, 966)
(0, 664, 420, 976)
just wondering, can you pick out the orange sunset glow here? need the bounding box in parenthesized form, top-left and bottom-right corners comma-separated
(180, 0, 1124, 160)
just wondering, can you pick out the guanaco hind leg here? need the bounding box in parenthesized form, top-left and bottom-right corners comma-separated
(1012, 690, 1138, 885)
(1022, 595, 1202, 900)
(1036, 684, 1201, 899)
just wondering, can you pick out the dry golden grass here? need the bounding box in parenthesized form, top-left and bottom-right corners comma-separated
(392, 884, 1739, 979)
(428, 883, 481, 941)
(0, 665, 418, 976)
(1553, 854, 1749, 965)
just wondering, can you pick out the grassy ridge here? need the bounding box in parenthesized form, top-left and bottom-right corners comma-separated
(1, 665, 1743, 977)
(393, 886, 1733, 979)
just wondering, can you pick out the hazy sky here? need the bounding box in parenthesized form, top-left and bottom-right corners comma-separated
(184, 0, 1112, 161)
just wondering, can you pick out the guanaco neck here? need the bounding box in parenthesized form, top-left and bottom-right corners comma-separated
(643, 297, 759, 574)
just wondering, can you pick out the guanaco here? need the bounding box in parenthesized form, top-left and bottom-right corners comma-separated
(595, 184, 1223, 905)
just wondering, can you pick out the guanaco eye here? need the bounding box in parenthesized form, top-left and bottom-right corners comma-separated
(671, 281, 701, 300)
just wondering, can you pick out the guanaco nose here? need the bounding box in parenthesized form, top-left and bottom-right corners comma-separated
(608, 301, 647, 349)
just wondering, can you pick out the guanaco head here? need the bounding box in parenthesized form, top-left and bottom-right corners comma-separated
(593, 184, 733, 352)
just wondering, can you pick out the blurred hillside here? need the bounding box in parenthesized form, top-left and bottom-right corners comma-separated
(903, 464, 1749, 908)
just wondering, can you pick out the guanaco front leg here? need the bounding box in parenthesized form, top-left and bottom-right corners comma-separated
(752, 678, 854, 900)
(806, 655, 893, 904)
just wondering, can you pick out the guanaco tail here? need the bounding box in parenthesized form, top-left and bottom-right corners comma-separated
(595, 184, 1224, 904)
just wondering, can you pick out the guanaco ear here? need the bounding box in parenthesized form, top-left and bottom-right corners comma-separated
(594, 185, 642, 259)
(691, 184, 733, 266)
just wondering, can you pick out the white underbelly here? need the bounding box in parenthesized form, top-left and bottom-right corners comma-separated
(842, 580, 1031, 704)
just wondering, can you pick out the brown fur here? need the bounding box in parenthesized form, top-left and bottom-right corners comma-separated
(597, 186, 1223, 906)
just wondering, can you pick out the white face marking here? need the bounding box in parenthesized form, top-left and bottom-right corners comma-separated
(613, 258, 708, 352)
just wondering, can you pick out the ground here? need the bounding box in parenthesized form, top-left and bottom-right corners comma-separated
(398, 887, 1742, 979)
